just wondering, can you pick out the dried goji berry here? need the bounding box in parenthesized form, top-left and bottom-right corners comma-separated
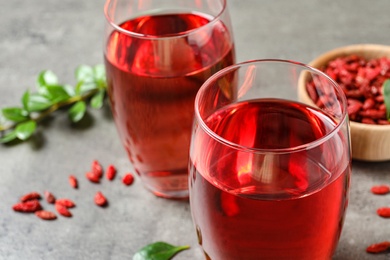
(371, 185, 390, 195)
(361, 118, 376, 124)
(122, 173, 134, 186)
(44, 191, 56, 204)
(377, 207, 390, 218)
(12, 200, 42, 213)
(359, 109, 386, 119)
(106, 164, 117, 181)
(362, 98, 376, 110)
(20, 192, 41, 202)
(35, 210, 57, 220)
(55, 203, 72, 217)
(69, 175, 78, 189)
(92, 160, 103, 178)
(347, 100, 362, 116)
(56, 198, 76, 208)
(375, 95, 384, 103)
(378, 119, 390, 125)
(94, 191, 107, 207)
(366, 241, 390, 254)
(86, 172, 100, 183)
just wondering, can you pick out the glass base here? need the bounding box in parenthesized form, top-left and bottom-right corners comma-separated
(139, 168, 189, 200)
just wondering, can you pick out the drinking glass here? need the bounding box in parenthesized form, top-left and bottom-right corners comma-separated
(189, 60, 351, 259)
(103, 0, 235, 199)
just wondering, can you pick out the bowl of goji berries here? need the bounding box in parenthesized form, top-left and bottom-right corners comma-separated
(299, 44, 390, 161)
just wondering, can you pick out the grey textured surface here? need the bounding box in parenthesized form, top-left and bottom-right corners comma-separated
(0, 0, 390, 259)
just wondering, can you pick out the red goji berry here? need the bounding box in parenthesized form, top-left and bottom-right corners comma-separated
(366, 241, 390, 254)
(122, 173, 134, 186)
(56, 198, 76, 208)
(92, 160, 103, 178)
(12, 200, 42, 213)
(371, 185, 390, 195)
(347, 102, 362, 116)
(361, 118, 376, 124)
(377, 207, 390, 218)
(35, 210, 57, 220)
(44, 191, 56, 204)
(359, 109, 386, 119)
(69, 175, 78, 189)
(106, 164, 117, 181)
(362, 98, 376, 110)
(20, 192, 41, 202)
(378, 119, 390, 125)
(94, 191, 107, 207)
(55, 203, 72, 217)
(375, 95, 384, 103)
(86, 172, 100, 183)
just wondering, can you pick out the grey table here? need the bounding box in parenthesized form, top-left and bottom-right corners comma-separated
(0, 0, 389, 259)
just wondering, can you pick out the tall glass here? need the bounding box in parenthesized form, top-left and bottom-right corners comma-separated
(189, 60, 351, 259)
(103, 0, 235, 199)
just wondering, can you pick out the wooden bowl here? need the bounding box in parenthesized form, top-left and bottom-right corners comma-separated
(301, 44, 390, 161)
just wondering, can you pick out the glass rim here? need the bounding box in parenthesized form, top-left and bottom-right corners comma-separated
(103, 0, 227, 39)
(194, 59, 349, 154)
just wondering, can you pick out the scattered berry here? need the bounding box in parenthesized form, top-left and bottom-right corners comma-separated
(12, 200, 42, 213)
(122, 173, 134, 186)
(56, 199, 76, 208)
(55, 203, 72, 217)
(69, 175, 78, 189)
(20, 192, 41, 202)
(94, 191, 107, 207)
(366, 241, 390, 254)
(35, 210, 57, 220)
(377, 207, 390, 218)
(92, 160, 103, 178)
(12, 161, 135, 221)
(371, 185, 390, 195)
(44, 191, 56, 204)
(86, 172, 100, 183)
(106, 164, 117, 181)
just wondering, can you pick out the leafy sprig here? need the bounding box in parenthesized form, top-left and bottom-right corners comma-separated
(0, 64, 107, 143)
(133, 242, 190, 260)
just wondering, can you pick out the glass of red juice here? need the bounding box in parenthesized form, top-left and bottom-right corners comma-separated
(189, 60, 351, 259)
(103, 0, 235, 199)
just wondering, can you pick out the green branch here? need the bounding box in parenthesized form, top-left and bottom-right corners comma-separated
(0, 64, 107, 143)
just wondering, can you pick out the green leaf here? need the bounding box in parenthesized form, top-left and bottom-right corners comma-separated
(21, 90, 30, 111)
(63, 84, 76, 97)
(44, 85, 71, 102)
(383, 79, 390, 120)
(1, 107, 28, 122)
(27, 93, 52, 112)
(69, 101, 86, 123)
(22, 90, 30, 110)
(75, 65, 94, 83)
(15, 120, 36, 140)
(93, 64, 106, 81)
(76, 81, 98, 95)
(37, 70, 59, 88)
(133, 242, 190, 260)
(0, 130, 17, 143)
(90, 90, 105, 109)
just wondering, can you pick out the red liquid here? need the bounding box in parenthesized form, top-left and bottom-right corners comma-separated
(190, 99, 351, 259)
(104, 13, 235, 197)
